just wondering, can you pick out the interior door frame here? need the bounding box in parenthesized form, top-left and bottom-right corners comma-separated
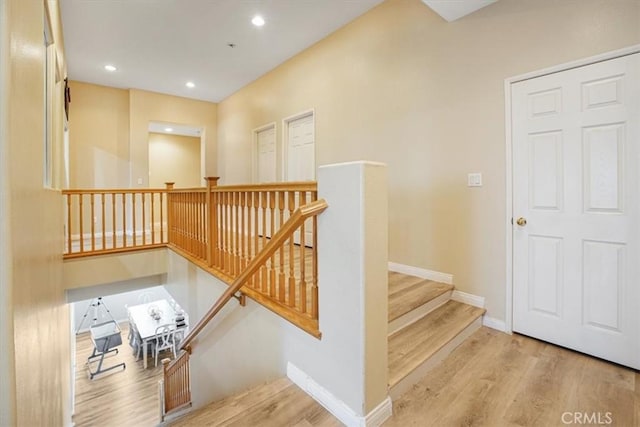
(282, 108, 315, 182)
(504, 44, 640, 334)
(251, 122, 276, 183)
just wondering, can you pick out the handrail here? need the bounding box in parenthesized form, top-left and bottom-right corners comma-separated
(62, 188, 169, 194)
(178, 198, 328, 352)
(209, 181, 316, 192)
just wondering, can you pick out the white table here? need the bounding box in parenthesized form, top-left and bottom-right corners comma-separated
(128, 299, 178, 369)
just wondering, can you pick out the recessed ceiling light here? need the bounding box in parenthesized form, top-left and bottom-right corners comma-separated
(164, 127, 173, 132)
(185, 81, 195, 88)
(104, 64, 117, 72)
(251, 15, 265, 27)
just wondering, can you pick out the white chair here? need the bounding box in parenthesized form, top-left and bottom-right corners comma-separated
(128, 321, 148, 361)
(138, 291, 157, 304)
(153, 324, 176, 367)
(173, 326, 188, 350)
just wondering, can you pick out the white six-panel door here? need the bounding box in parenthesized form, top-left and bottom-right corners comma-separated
(512, 53, 639, 369)
(286, 113, 315, 246)
(256, 126, 276, 183)
(287, 114, 315, 182)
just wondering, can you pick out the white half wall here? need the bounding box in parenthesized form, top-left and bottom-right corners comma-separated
(282, 161, 390, 421)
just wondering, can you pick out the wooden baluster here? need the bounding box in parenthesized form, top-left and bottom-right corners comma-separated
(142, 192, 147, 246)
(226, 192, 233, 274)
(66, 194, 72, 254)
(199, 192, 204, 258)
(278, 191, 286, 302)
(239, 192, 246, 272)
(234, 191, 240, 275)
(201, 192, 206, 258)
(90, 193, 95, 251)
(269, 191, 276, 297)
(213, 192, 220, 268)
(221, 192, 228, 272)
(299, 191, 307, 313)
(188, 192, 192, 254)
(132, 192, 137, 247)
(252, 192, 259, 288)
(229, 192, 233, 271)
(219, 192, 224, 269)
(79, 194, 84, 253)
(205, 177, 219, 267)
(260, 192, 268, 293)
(122, 192, 127, 247)
(160, 191, 165, 244)
(101, 193, 106, 250)
(151, 192, 156, 245)
(288, 191, 296, 307)
(181, 193, 185, 250)
(112, 193, 117, 248)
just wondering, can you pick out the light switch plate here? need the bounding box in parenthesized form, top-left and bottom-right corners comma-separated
(467, 173, 482, 187)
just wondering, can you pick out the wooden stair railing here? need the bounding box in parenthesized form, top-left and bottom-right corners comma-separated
(159, 199, 328, 419)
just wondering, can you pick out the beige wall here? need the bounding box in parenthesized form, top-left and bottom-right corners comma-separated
(68, 81, 130, 188)
(68, 82, 217, 189)
(216, 0, 640, 321)
(1, 0, 71, 425)
(130, 89, 217, 188)
(149, 133, 202, 188)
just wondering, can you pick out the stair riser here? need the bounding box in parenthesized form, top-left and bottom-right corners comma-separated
(389, 316, 483, 400)
(388, 290, 452, 336)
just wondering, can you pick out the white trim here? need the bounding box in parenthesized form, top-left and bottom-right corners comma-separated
(287, 362, 393, 427)
(387, 262, 453, 285)
(451, 290, 484, 308)
(482, 316, 507, 333)
(281, 108, 315, 182)
(503, 45, 640, 335)
(251, 122, 276, 183)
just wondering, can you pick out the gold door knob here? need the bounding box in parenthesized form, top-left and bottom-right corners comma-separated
(516, 217, 527, 226)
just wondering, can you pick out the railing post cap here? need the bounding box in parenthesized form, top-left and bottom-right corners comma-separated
(205, 177, 220, 187)
(161, 358, 171, 365)
(165, 182, 175, 190)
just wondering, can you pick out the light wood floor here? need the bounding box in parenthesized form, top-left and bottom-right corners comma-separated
(73, 323, 164, 427)
(74, 326, 639, 427)
(384, 327, 639, 427)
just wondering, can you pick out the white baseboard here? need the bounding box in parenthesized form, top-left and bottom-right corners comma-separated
(482, 315, 507, 332)
(387, 262, 453, 285)
(451, 290, 485, 308)
(287, 362, 392, 427)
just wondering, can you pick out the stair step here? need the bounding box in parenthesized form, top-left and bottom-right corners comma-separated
(169, 377, 339, 426)
(388, 300, 485, 397)
(388, 272, 454, 335)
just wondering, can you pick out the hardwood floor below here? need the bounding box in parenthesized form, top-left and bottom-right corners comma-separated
(73, 324, 163, 427)
(73, 324, 639, 427)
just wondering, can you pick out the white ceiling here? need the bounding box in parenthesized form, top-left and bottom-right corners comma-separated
(60, 0, 385, 103)
(61, 1, 497, 103)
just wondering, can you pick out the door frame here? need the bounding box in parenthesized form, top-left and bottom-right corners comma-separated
(504, 44, 640, 334)
(282, 108, 315, 181)
(251, 122, 276, 183)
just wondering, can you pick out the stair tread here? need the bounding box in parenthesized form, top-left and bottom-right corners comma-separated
(388, 271, 427, 295)
(388, 300, 485, 388)
(388, 276, 453, 322)
(169, 377, 340, 427)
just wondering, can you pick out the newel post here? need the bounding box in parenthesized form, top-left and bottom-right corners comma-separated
(205, 177, 220, 267)
(165, 182, 175, 244)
